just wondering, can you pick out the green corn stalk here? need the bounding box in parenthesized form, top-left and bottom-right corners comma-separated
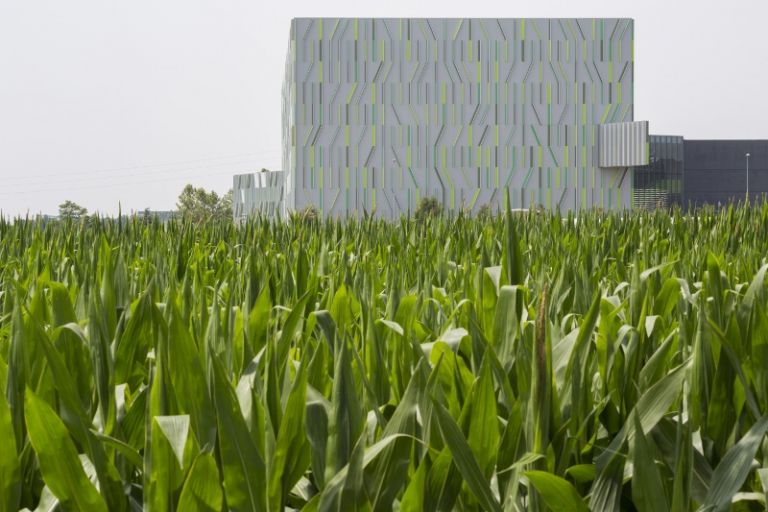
(0, 205, 766, 510)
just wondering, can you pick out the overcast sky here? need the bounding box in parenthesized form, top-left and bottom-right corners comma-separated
(0, 0, 766, 217)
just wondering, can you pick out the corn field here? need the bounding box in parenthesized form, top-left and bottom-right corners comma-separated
(2, 203, 768, 511)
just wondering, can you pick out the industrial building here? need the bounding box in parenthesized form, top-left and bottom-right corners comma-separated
(683, 141, 768, 208)
(632, 139, 767, 209)
(233, 18, 766, 220)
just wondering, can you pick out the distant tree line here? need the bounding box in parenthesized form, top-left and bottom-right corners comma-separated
(57, 184, 233, 223)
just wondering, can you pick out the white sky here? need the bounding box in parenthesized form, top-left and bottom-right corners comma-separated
(1, 0, 766, 217)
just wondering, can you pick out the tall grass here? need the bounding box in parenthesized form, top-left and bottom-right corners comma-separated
(2, 203, 768, 511)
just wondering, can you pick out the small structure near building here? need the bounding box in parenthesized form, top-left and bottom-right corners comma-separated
(233, 170, 285, 221)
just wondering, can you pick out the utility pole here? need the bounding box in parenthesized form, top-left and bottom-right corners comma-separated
(746, 153, 751, 202)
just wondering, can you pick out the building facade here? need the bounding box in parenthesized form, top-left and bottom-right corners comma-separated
(233, 171, 285, 221)
(277, 18, 644, 218)
(631, 138, 768, 209)
(683, 140, 768, 207)
(234, 18, 767, 219)
(633, 135, 684, 209)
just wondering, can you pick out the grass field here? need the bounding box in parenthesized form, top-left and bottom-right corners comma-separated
(2, 203, 768, 511)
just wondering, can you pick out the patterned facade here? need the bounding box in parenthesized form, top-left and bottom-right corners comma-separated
(280, 18, 637, 217)
(233, 171, 285, 220)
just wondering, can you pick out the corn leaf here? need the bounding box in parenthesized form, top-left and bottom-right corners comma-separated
(430, 396, 502, 512)
(700, 415, 768, 512)
(524, 471, 588, 512)
(24, 390, 108, 512)
(177, 453, 224, 512)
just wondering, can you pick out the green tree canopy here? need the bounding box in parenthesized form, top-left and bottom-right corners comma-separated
(176, 185, 232, 222)
(414, 196, 443, 223)
(58, 200, 88, 220)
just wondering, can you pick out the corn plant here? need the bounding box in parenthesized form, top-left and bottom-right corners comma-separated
(2, 202, 768, 511)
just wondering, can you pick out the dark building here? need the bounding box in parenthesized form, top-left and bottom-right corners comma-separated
(634, 135, 684, 209)
(633, 138, 768, 210)
(683, 140, 768, 207)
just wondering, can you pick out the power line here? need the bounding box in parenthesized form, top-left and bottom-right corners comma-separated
(0, 155, 277, 189)
(1, 149, 282, 183)
(0, 161, 274, 196)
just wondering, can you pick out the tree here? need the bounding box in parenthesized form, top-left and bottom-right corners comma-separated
(176, 184, 232, 222)
(220, 189, 232, 215)
(414, 196, 443, 223)
(477, 203, 494, 219)
(139, 207, 153, 225)
(58, 200, 88, 221)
